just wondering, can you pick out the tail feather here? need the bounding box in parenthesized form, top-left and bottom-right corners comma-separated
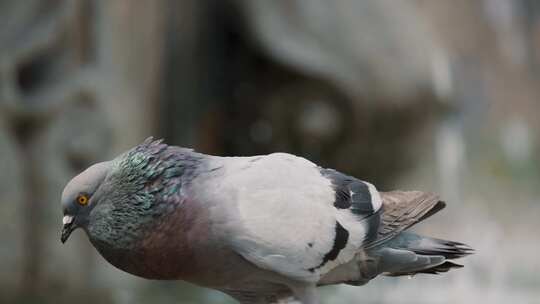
(417, 261, 464, 274)
(333, 190, 474, 285)
(380, 232, 474, 277)
(411, 241, 473, 260)
(389, 232, 474, 259)
(324, 233, 474, 286)
(386, 261, 464, 276)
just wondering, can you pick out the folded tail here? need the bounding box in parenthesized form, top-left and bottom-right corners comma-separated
(366, 191, 474, 277)
(380, 232, 474, 276)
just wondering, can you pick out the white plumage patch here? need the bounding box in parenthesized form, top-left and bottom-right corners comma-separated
(201, 153, 369, 282)
(366, 182, 382, 212)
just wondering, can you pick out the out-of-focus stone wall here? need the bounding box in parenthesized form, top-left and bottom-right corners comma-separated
(0, 1, 164, 302)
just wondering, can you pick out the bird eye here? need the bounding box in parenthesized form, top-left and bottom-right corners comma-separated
(77, 194, 89, 206)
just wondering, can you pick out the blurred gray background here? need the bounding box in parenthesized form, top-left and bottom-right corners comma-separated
(1, 0, 539, 303)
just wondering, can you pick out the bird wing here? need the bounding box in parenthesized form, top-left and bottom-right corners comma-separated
(202, 153, 382, 282)
(364, 191, 443, 249)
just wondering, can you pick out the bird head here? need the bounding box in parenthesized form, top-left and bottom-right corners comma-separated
(60, 161, 111, 243)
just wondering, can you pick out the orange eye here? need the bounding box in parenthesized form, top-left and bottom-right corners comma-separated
(77, 194, 89, 206)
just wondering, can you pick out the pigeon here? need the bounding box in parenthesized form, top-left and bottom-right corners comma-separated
(61, 138, 473, 304)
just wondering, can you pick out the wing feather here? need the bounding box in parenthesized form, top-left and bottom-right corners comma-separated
(206, 153, 368, 282)
(365, 191, 443, 248)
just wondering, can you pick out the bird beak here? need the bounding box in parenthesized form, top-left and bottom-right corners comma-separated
(61, 215, 75, 243)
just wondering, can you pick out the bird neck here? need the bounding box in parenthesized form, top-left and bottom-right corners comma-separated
(83, 141, 214, 280)
(86, 143, 206, 250)
(87, 194, 209, 280)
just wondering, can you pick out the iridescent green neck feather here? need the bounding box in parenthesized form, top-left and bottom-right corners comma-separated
(86, 138, 205, 250)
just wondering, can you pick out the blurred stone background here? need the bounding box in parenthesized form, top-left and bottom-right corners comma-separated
(0, 0, 539, 303)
